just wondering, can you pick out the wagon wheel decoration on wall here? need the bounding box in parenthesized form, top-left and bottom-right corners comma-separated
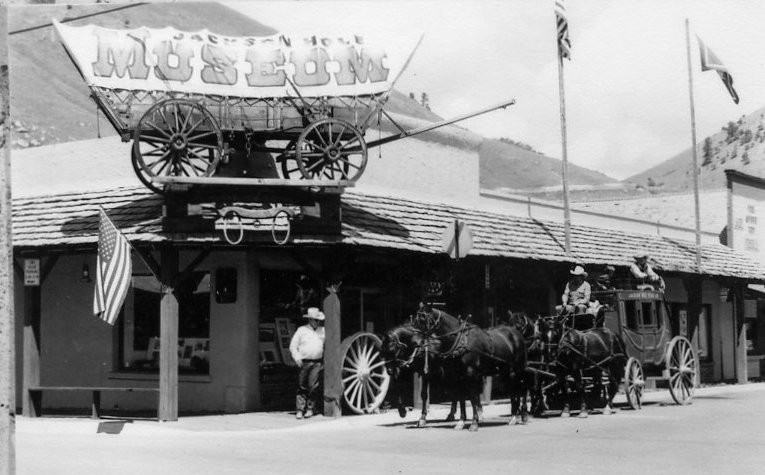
(666, 336, 699, 405)
(132, 98, 223, 193)
(340, 332, 390, 414)
(284, 118, 368, 181)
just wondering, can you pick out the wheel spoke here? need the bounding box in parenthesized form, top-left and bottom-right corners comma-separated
(187, 131, 216, 142)
(305, 160, 324, 172)
(311, 128, 329, 148)
(302, 138, 324, 153)
(157, 108, 172, 133)
(146, 121, 173, 140)
(336, 156, 362, 170)
(333, 124, 348, 147)
(342, 374, 358, 384)
(187, 142, 219, 150)
(186, 115, 208, 135)
(173, 103, 180, 132)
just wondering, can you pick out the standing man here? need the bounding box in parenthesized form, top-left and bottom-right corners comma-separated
(289, 307, 325, 419)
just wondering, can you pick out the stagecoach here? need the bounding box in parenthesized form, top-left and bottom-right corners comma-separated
(534, 288, 699, 413)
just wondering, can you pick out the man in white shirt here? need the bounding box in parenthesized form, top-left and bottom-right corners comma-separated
(289, 307, 326, 419)
(630, 252, 665, 291)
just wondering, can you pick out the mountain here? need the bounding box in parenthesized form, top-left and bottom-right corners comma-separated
(625, 106, 765, 192)
(9, 2, 616, 194)
(479, 138, 617, 191)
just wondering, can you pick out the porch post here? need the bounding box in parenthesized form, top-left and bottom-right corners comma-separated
(734, 284, 748, 383)
(159, 247, 179, 421)
(323, 283, 342, 417)
(21, 275, 41, 417)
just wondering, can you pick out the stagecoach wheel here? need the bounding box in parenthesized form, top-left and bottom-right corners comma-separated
(340, 332, 390, 415)
(624, 357, 644, 410)
(666, 336, 698, 405)
(295, 118, 368, 181)
(132, 99, 223, 193)
(277, 140, 302, 179)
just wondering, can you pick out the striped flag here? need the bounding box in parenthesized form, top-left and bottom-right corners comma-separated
(697, 36, 739, 104)
(93, 209, 132, 325)
(555, 0, 571, 60)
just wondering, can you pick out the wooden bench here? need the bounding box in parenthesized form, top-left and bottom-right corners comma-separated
(28, 386, 160, 420)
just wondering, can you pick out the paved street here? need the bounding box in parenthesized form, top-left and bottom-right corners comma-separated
(16, 383, 765, 475)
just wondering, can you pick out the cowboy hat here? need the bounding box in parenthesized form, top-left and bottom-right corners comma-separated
(633, 251, 649, 259)
(303, 307, 325, 321)
(570, 265, 587, 277)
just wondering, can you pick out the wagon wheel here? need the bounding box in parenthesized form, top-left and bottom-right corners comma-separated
(666, 336, 698, 405)
(295, 118, 368, 181)
(132, 99, 223, 193)
(623, 357, 644, 410)
(340, 332, 390, 414)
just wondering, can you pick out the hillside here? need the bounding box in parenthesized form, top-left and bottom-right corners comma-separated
(479, 138, 616, 191)
(626, 106, 765, 192)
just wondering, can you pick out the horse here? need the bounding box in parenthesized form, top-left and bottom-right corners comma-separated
(507, 312, 546, 416)
(380, 323, 479, 429)
(541, 315, 628, 417)
(413, 303, 529, 431)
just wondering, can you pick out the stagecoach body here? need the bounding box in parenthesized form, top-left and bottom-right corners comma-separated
(593, 289, 698, 408)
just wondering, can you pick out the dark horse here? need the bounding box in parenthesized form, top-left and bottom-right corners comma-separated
(412, 304, 529, 431)
(380, 323, 479, 429)
(507, 312, 546, 416)
(541, 316, 628, 417)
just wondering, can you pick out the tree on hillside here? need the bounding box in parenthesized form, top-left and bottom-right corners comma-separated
(742, 129, 753, 144)
(743, 150, 750, 165)
(723, 121, 739, 142)
(702, 137, 713, 166)
(420, 92, 430, 111)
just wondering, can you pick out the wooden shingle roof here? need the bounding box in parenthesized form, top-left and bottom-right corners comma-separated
(12, 186, 765, 281)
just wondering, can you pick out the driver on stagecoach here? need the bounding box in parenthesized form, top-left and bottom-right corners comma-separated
(556, 265, 591, 316)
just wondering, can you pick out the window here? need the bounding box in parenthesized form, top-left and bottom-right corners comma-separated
(120, 271, 211, 374)
(694, 305, 711, 360)
(641, 302, 655, 327)
(624, 300, 639, 330)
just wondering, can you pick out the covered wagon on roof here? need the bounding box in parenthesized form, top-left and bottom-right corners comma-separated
(53, 21, 514, 193)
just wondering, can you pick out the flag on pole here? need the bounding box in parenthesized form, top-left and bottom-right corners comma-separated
(93, 209, 132, 325)
(555, 0, 572, 60)
(697, 36, 739, 104)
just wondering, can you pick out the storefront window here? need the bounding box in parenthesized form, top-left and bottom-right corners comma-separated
(120, 271, 211, 374)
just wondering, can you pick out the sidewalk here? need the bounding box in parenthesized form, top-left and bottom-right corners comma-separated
(16, 381, 765, 437)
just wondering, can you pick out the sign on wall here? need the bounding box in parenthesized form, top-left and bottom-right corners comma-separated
(54, 21, 422, 99)
(24, 258, 40, 287)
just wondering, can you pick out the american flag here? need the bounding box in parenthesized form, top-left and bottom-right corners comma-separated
(697, 36, 739, 104)
(555, 0, 571, 60)
(93, 209, 132, 325)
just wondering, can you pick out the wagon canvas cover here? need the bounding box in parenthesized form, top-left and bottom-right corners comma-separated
(53, 21, 422, 99)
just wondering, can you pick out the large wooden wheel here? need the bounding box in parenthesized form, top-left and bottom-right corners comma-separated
(624, 357, 644, 410)
(340, 332, 390, 414)
(295, 118, 368, 181)
(666, 336, 698, 405)
(132, 99, 223, 193)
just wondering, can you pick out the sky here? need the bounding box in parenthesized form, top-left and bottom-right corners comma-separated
(231, 0, 765, 180)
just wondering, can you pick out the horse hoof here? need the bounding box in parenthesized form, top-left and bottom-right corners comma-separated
(469, 423, 479, 432)
(417, 419, 427, 428)
(398, 407, 407, 418)
(445, 414, 455, 423)
(578, 410, 589, 419)
(453, 420, 465, 430)
(602, 406, 613, 416)
(508, 416, 518, 426)
(560, 411, 570, 418)
(521, 415, 529, 425)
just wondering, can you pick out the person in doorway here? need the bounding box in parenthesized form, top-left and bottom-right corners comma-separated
(289, 307, 326, 419)
(556, 265, 591, 316)
(594, 265, 617, 291)
(630, 252, 666, 291)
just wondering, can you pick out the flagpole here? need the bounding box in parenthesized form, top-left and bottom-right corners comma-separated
(557, 53, 572, 255)
(685, 18, 703, 272)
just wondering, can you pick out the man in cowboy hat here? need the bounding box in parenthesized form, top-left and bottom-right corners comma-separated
(630, 251, 665, 291)
(556, 265, 591, 316)
(289, 307, 326, 419)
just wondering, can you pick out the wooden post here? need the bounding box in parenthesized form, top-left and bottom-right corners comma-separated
(322, 284, 341, 417)
(158, 247, 179, 421)
(0, 5, 15, 469)
(21, 284, 41, 417)
(684, 275, 702, 363)
(734, 285, 748, 383)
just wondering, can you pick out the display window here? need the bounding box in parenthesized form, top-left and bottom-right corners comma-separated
(119, 271, 211, 374)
